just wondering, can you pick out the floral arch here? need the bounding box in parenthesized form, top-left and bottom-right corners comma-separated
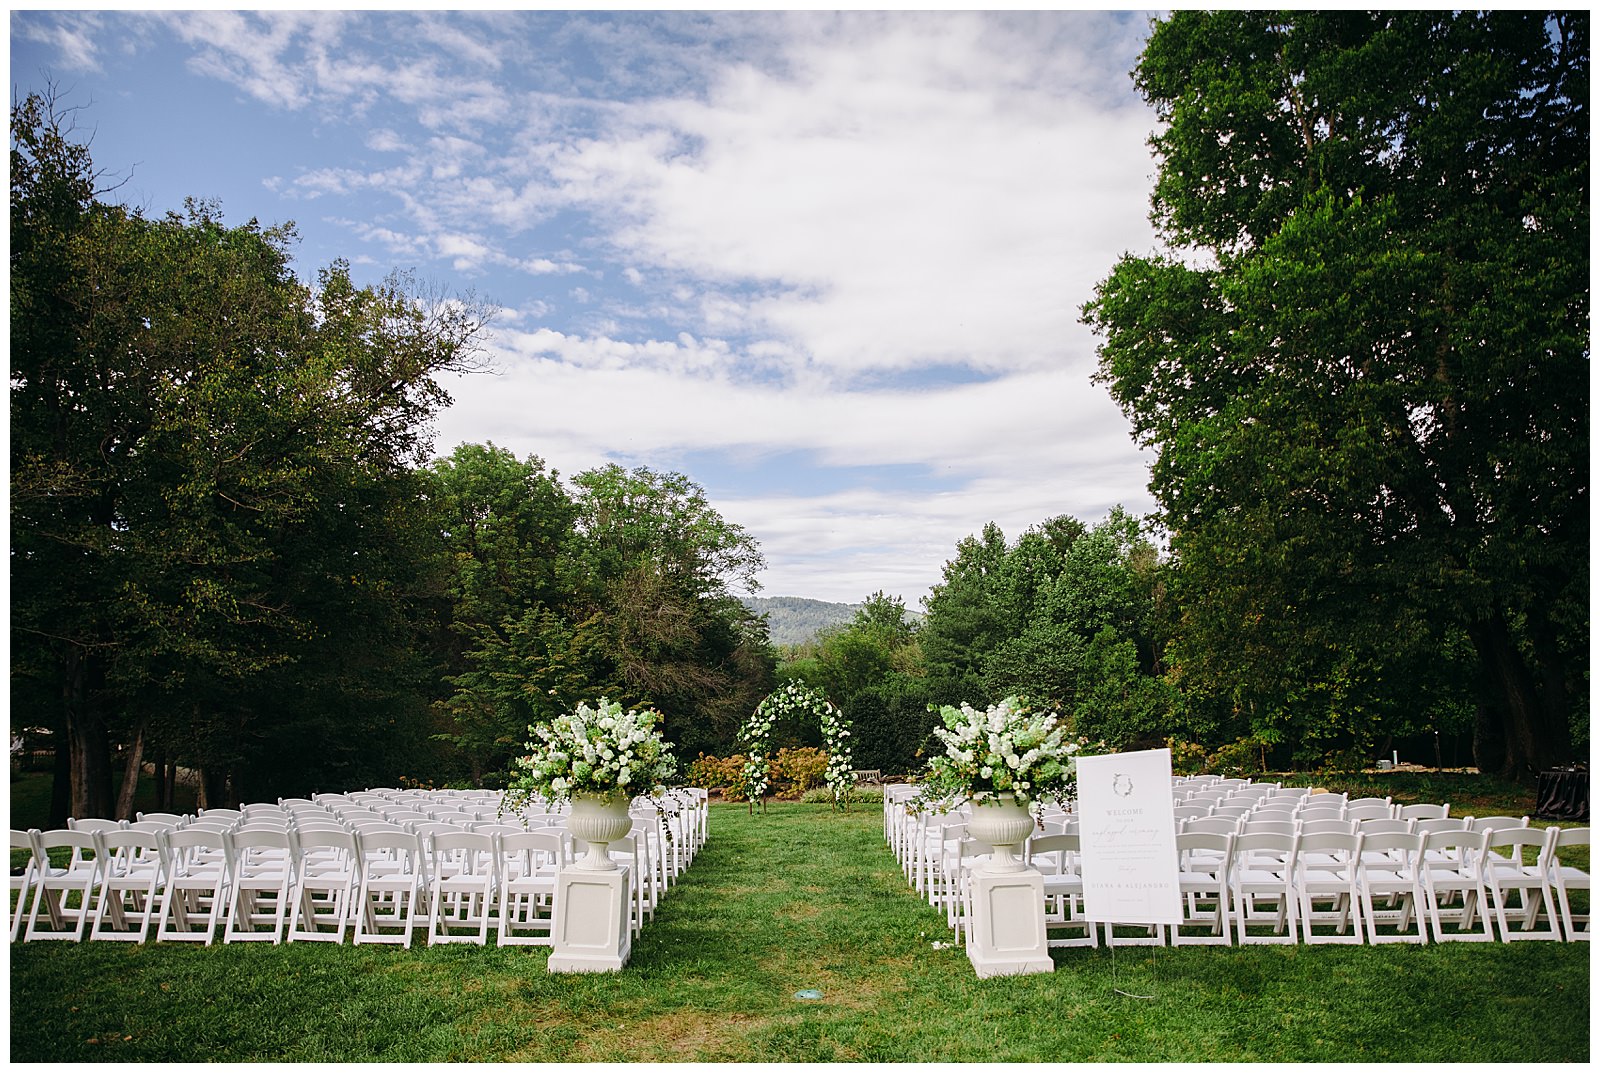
(737, 682, 855, 812)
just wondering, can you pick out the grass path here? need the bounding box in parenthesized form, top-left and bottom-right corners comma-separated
(8, 801, 1591, 1062)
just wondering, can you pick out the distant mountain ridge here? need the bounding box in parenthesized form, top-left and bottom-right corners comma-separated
(742, 595, 922, 647)
(741, 596, 859, 646)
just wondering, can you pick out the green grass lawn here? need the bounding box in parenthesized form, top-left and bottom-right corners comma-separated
(7, 800, 1591, 1062)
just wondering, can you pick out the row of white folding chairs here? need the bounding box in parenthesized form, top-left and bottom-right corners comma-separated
(127, 787, 709, 879)
(15, 790, 711, 945)
(316, 788, 710, 857)
(12, 823, 627, 947)
(929, 822, 1589, 950)
(881, 787, 1589, 950)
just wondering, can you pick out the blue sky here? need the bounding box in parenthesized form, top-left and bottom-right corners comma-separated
(10, 8, 1165, 606)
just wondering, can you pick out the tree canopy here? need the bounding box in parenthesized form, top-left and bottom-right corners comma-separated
(10, 91, 488, 816)
(1083, 11, 1588, 778)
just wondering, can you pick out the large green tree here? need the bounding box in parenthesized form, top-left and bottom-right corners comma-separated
(11, 92, 485, 814)
(1083, 12, 1587, 777)
(920, 510, 1176, 750)
(567, 465, 774, 759)
(433, 460, 776, 777)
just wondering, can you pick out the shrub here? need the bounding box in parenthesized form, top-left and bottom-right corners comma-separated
(770, 746, 828, 799)
(1166, 738, 1208, 775)
(1318, 746, 1371, 777)
(691, 747, 845, 801)
(1207, 737, 1266, 777)
(686, 753, 746, 799)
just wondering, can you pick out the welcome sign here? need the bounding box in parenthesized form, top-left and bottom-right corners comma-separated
(1075, 748, 1182, 925)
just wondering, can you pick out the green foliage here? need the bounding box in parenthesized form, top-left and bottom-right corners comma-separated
(684, 753, 745, 797)
(839, 674, 937, 776)
(776, 592, 930, 774)
(10, 91, 484, 814)
(10, 94, 777, 812)
(769, 746, 829, 800)
(686, 749, 834, 802)
(1085, 12, 1589, 778)
(920, 510, 1174, 751)
(1206, 738, 1269, 779)
(1166, 739, 1209, 776)
(798, 784, 883, 805)
(430, 453, 777, 784)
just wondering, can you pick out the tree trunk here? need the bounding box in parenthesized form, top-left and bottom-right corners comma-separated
(1467, 608, 1572, 782)
(1472, 701, 1506, 775)
(64, 647, 114, 819)
(49, 732, 72, 828)
(113, 717, 148, 821)
(200, 767, 232, 811)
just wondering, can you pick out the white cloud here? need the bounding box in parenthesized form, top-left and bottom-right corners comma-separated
(430, 329, 1156, 603)
(538, 12, 1159, 378)
(365, 128, 411, 153)
(15, 12, 108, 72)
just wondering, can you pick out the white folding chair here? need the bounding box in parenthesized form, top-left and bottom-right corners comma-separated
(1347, 796, 1392, 812)
(627, 815, 665, 920)
(11, 829, 41, 942)
(426, 830, 498, 945)
(24, 829, 102, 941)
(155, 827, 231, 944)
(289, 827, 360, 943)
(1467, 815, 1530, 836)
(1397, 803, 1449, 821)
(951, 834, 999, 946)
(89, 828, 165, 942)
(915, 813, 968, 904)
(1347, 803, 1396, 822)
(353, 829, 426, 947)
(495, 829, 570, 946)
(1183, 816, 1241, 837)
(1546, 827, 1590, 941)
(222, 827, 296, 943)
(1293, 830, 1365, 944)
(934, 824, 981, 934)
(1171, 831, 1233, 945)
(1230, 830, 1298, 944)
(1420, 828, 1491, 942)
(1355, 830, 1426, 944)
(1029, 833, 1096, 948)
(603, 833, 648, 940)
(1482, 826, 1560, 941)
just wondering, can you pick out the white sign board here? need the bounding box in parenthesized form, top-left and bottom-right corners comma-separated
(1075, 748, 1182, 925)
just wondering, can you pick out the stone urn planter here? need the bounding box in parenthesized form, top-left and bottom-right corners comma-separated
(567, 791, 633, 870)
(964, 793, 1034, 873)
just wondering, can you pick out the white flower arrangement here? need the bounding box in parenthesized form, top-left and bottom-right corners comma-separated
(818, 700, 856, 809)
(503, 698, 677, 811)
(914, 696, 1097, 812)
(736, 703, 777, 806)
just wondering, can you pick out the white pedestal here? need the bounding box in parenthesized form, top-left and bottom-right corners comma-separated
(547, 864, 632, 973)
(967, 866, 1054, 979)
